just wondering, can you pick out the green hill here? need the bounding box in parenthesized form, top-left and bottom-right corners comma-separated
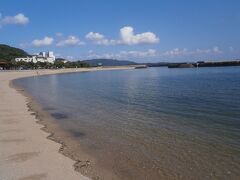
(0, 44, 28, 62)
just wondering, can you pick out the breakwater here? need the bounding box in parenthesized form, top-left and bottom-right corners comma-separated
(168, 60, 240, 68)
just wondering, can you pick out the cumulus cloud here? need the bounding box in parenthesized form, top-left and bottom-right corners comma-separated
(32, 36, 54, 47)
(86, 26, 159, 46)
(86, 32, 104, 41)
(0, 13, 29, 26)
(86, 32, 116, 45)
(22, 34, 84, 47)
(56, 35, 85, 47)
(119, 26, 159, 45)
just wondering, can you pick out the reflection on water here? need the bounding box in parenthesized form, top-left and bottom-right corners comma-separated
(14, 67, 240, 179)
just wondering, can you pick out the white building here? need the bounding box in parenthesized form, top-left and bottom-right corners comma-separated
(15, 56, 33, 63)
(15, 51, 56, 64)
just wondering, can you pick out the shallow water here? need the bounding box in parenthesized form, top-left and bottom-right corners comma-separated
(14, 67, 240, 179)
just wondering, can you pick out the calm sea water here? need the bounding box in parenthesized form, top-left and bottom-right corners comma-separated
(14, 67, 240, 179)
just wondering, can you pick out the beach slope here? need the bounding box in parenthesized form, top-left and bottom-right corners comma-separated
(0, 67, 132, 180)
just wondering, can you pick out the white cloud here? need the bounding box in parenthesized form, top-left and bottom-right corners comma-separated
(22, 35, 84, 48)
(0, 13, 29, 26)
(87, 49, 157, 59)
(119, 26, 159, 45)
(120, 49, 157, 58)
(56, 36, 85, 47)
(85, 32, 116, 45)
(86, 26, 159, 46)
(86, 32, 104, 41)
(161, 47, 222, 57)
(162, 48, 188, 56)
(56, 35, 85, 47)
(195, 47, 222, 55)
(32, 36, 54, 47)
(87, 46, 223, 60)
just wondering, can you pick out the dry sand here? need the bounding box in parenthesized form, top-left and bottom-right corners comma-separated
(0, 67, 134, 180)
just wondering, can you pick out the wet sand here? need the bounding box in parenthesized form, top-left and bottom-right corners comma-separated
(0, 67, 134, 180)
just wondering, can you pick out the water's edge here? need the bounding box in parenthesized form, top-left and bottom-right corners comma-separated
(10, 75, 119, 180)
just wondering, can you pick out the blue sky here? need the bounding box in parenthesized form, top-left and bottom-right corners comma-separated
(0, 0, 240, 62)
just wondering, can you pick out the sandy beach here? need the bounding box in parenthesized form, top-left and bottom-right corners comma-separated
(0, 67, 133, 180)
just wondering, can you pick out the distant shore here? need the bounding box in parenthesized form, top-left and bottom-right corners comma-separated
(167, 60, 240, 68)
(0, 66, 134, 180)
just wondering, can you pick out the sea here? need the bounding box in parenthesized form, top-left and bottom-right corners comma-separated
(14, 67, 240, 180)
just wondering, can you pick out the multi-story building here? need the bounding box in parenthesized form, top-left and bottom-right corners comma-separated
(15, 51, 56, 64)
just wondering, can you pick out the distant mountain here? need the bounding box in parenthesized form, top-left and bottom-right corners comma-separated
(83, 59, 138, 66)
(0, 44, 29, 62)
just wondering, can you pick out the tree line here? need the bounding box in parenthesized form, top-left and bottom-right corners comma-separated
(4, 60, 90, 70)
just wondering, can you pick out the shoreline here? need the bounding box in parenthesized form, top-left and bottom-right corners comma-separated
(12, 77, 118, 179)
(0, 67, 134, 180)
